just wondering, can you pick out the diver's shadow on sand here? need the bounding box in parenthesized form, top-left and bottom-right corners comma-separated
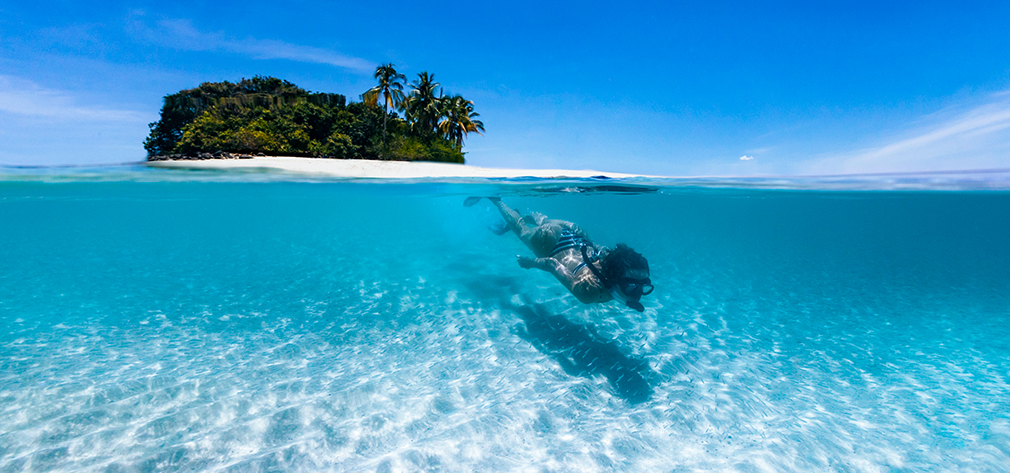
(451, 263, 655, 404)
(507, 301, 655, 404)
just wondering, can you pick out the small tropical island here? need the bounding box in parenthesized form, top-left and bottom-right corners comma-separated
(145, 64, 483, 163)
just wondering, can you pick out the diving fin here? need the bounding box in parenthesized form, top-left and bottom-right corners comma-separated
(488, 220, 510, 235)
(467, 196, 508, 234)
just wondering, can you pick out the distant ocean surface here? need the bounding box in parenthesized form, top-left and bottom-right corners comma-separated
(2, 165, 1009, 471)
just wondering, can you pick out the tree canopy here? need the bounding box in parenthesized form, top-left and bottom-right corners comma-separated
(144, 70, 484, 163)
(362, 63, 406, 147)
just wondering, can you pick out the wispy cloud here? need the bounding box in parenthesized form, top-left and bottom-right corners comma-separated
(804, 93, 1010, 174)
(130, 16, 374, 73)
(739, 155, 754, 161)
(0, 75, 147, 121)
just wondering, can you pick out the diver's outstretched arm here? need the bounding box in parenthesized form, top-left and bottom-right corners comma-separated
(518, 256, 570, 283)
(517, 255, 599, 304)
(517, 256, 558, 272)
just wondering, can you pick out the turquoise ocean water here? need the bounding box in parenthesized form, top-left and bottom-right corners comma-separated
(2, 165, 1009, 471)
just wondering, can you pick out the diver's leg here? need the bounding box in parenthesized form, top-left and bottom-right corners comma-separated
(490, 198, 527, 237)
(470, 197, 556, 254)
(491, 198, 555, 254)
(523, 212, 548, 225)
(467, 197, 540, 232)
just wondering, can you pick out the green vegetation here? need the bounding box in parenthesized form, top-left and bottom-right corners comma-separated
(144, 66, 484, 163)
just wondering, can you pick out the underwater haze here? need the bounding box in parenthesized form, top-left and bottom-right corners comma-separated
(1, 167, 1010, 471)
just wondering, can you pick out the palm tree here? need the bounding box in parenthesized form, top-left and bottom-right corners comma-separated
(438, 95, 485, 146)
(363, 63, 406, 146)
(402, 72, 442, 137)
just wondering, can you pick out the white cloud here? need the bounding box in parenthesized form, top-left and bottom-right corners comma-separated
(803, 92, 1010, 174)
(132, 17, 374, 73)
(739, 155, 754, 161)
(0, 75, 147, 121)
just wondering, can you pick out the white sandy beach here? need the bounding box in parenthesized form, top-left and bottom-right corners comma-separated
(146, 156, 650, 179)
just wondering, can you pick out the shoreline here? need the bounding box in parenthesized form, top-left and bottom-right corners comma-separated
(145, 156, 653, 179)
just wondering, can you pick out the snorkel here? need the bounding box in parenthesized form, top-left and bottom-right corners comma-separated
(582, 245, 651, 312)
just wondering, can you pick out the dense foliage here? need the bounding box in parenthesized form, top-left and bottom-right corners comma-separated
(144, 71, 483, 163)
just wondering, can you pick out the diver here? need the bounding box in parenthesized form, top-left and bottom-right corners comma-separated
(465, 197, 653, 312)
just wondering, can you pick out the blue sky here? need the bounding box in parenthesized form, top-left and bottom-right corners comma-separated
(2, 1, 1009, 175)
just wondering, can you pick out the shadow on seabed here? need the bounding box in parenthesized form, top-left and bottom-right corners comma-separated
(452, 262, 657, 404)
(506, 299, 655, 404)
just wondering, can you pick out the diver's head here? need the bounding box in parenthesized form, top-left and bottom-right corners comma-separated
(602, 244, 653, 312)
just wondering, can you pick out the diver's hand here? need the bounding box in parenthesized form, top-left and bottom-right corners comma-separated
(517, 255, 537, 269)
